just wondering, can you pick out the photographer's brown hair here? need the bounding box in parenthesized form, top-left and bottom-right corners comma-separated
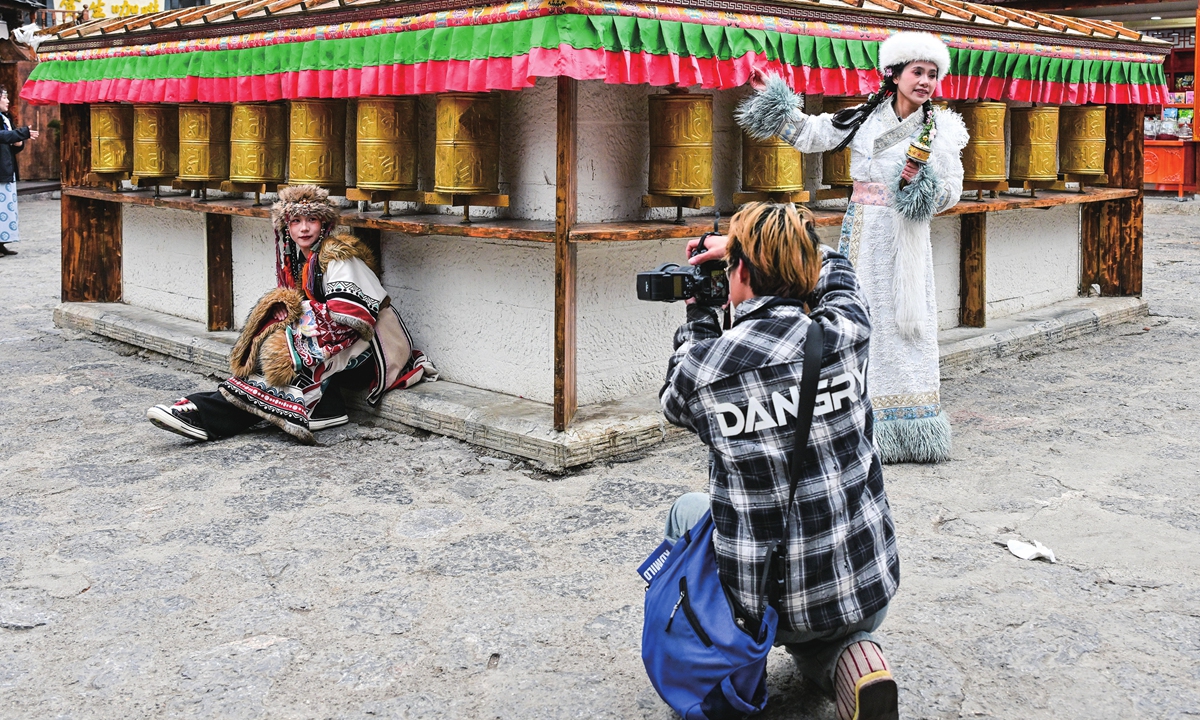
(725, 202, 821, 300)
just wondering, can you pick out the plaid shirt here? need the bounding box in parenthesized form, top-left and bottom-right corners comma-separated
(661, 248, 900, 632)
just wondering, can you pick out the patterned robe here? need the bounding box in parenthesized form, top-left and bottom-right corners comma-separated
(777, 102, 968, 462)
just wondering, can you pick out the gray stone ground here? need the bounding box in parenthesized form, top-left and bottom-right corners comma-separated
(2, 198, 1199, 719)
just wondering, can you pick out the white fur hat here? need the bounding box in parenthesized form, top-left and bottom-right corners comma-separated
(878, 32, 951, 80)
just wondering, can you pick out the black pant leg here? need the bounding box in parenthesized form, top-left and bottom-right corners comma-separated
(187, 390, 262, 439)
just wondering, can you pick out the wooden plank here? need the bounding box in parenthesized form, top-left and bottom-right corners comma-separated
(1102, 104, 1145, 296)
(554, 76, 578, 432)
(61, 196, 122, 302)
(59, 104, 90, 187)
(1079, 201, 1103, 293)
(205, 213, 234, 331)
(959, 213, 986, 327)
(351, 226, 382, 275)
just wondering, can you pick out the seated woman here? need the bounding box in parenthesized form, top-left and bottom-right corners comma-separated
(147, 185, 436, 443)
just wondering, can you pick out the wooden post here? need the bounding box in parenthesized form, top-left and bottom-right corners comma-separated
(553, 77, 578, 432)
(205, 213, 234, 331)
(1097, 103, 1144, 296)
(959, 213, 986, 327)
(60, 104, 123, 303)
(351, 227, 383, 275)
(1079, 201, 1103, 294)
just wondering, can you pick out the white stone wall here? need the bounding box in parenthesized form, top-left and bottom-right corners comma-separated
(122, 206, 207, 323)
(379, 234, 555, 404)
(230, 216, 277, 329)
(986, 204, 1080, 318)
(931, 215, 962, 330)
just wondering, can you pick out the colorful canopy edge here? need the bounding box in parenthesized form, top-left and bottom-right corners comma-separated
(24, 4, 1169, 105)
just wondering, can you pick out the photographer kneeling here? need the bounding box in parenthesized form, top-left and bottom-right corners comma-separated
(660, 203, 900, 720)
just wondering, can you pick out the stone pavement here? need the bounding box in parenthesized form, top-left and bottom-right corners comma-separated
(2, 199, 1198, 719)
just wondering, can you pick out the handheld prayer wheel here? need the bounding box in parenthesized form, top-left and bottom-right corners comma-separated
(742, 132, 803, 192)
(434, 93, 499, 194)
(821, 96, 862, 187)
(648, 92, 713, 197)
(132, 104, 178, 179)
(90, 104, 134, 174)
(957, 102, 1008, 182)
(357, 98, 419, 191)
(1059, 106, 1107, 176)
(177, 104, 231, 182)
(229, 103, 287, 184)
(288, 99, 346, 186)
(1009, 106, 1059, 182)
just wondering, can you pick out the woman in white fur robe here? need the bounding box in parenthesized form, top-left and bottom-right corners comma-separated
(737, 32, 968, 463)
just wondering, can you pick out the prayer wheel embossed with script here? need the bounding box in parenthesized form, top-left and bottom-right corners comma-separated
(1059, 106, 1106, 176)
(742, 132, 803, 193)
(957, 102, 1008, 182)
(434, 93, 499, 194)
(357, 98, 418, 191)
(1009, 107, 1059, 182)
(132, 104, 178, 179)
(648, 92, 713, 197)
(178, 104, 231, 182)
(229, 103, 287, 184)
(90, 104, 134, 174)
(821, 97, 862, 187)
(289, 100, 346, 186)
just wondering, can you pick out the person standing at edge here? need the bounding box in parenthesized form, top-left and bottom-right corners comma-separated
(0, 87, 39, 257)
(733, 32, 968, 463)
(662, 203, 900, 720)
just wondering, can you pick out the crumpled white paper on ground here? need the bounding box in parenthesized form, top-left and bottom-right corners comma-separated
(1006, 539, 1057, 563)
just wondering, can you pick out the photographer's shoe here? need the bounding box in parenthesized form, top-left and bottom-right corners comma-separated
(147, 399, 209, 441)
(834, 641, 897, 720)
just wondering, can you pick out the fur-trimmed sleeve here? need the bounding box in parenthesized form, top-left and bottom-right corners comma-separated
(322, 256, 388, 339)
(928, 107, 968, 213)
(734, 74, 851, 154)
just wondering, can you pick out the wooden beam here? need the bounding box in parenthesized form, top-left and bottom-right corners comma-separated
(959, 213, 986, 328)
(1079, 201, 1103, 294)
(205, 213, 234, 331)
(1101, 103, 1145, 296)
(60, 104, 122, 303)
(553, 76, 578, 432)
(62, 196, 122, 303)
(351, 226, 383, 276)
(60, 104, 90, 187)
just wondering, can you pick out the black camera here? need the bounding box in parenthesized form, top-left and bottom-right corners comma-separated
(636, 231, 729, 307)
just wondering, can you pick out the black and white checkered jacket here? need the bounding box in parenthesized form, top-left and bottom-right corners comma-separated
(661, 247, 900, 633)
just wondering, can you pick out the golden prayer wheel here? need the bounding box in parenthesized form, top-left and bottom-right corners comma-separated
(132, 104, 178, 179)
(229, 103, 287, 184)
(434, 93, 499, 194)
(648, 92, 713, 197)
(1059, 106, 1107, 176)
(178, 104, 231, 182)
(957, 102, 1008, 182)
(357, 97, 419, 191)
(288, 99, 346, 186)
(90, 104, 134, 174)
(821, 96, 863, 187)
(1009, 106, 1059, 182)
(742, 132, 803, 192)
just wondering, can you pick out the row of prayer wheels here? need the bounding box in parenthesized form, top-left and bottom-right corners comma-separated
(957, 103, 1107, 182)
(88, 94, 501, 194)
(642, 92, 1109, 197)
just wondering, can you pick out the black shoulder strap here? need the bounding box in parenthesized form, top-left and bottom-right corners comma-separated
(757, 318, 825, 609)
(783, 318, 825, 524)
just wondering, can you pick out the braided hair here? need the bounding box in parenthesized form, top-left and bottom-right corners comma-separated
(828, 62, 935, 153)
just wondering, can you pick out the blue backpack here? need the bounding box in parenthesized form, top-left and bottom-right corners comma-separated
(641, 320, 824, 719)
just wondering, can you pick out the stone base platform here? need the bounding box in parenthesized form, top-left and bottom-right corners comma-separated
(55, 296, 1146, 469)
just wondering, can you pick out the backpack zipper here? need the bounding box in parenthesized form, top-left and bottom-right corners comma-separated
(672, 576, 713, 647)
